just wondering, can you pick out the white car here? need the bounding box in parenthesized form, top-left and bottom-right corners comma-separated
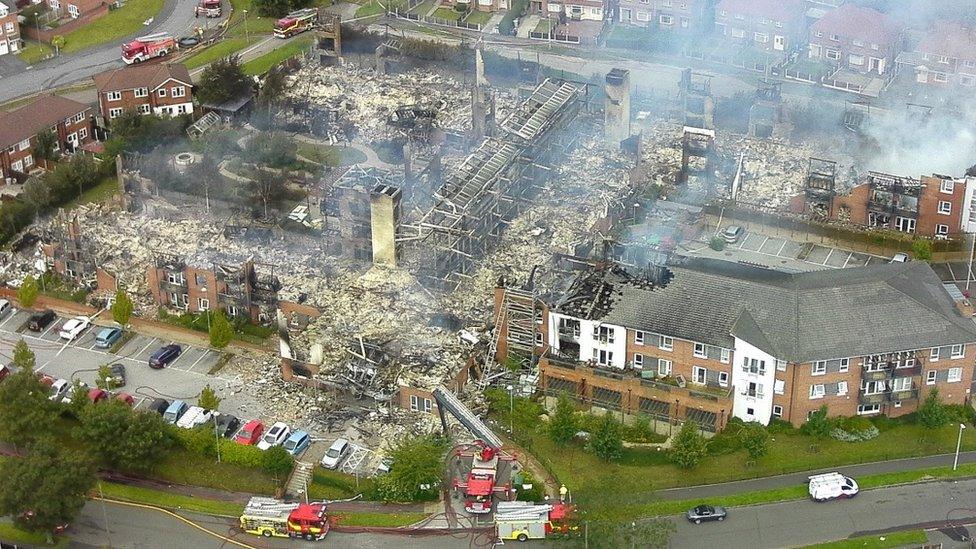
(49, 379, 71, 402)
(320, 438, 350, 469)
(176, 406, 214, 429)
(0, 299, 12, 318)
(59, 316, 91, 340)
(257, 422, 290, 451)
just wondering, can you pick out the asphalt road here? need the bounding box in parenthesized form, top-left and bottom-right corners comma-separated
(670, 478, 976, 548)
(0, 0, 224, 103)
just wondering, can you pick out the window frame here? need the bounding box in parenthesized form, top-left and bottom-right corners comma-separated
(693, 342, 706, 358)
(812, 361, 827, 376)
(772, 405, 783, 417)
(839, 358, 849, 373)
(692, 366, 706, 385)
(948, 367, 963, 383)
(659, 336, 673, 351)
(634, 330, 645, 345)
(951, 344, 964, 359)
(926, 370, 937, 385)
(718, 371, 729, 387)
(938, 200, 952, 215)
(810, 384, 825, 399)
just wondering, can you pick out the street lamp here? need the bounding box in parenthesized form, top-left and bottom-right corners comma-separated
(506, 384, 514, 435)
(243, 9, 249, 45)
(954, 422, 966, 471)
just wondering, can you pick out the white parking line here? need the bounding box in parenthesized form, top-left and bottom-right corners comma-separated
(134, 396, 147, 409)
(40, 322, 57, 339)
(822, 248, 834, 266)
(0, 312, 17, 329)
(166, 349, 186, 370)
(186, 353, 208, 373)
(135, 337, 157, 358)
(841, 252, 855, 268)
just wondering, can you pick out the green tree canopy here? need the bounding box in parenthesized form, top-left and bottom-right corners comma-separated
(111, 289, 134, 327)
(548, 392, 578, 446)
(197, 55, 252, 106)
(376, 435, 446, 502)
(78, 399, 175, 472)
(918, 388, 950, 429)
(209, 311, 233, 349)
(668, 420, 708, 469)
(0, 342, 56, 448)
(198, 384, 222, 411)
(34, 131, 59, 162)
(588, 413, 623, 462)
(800, 405, 832, 438)
(17, 275, 39, 309)
(739, 422, 770, 460)
(263, 444, 294, 477)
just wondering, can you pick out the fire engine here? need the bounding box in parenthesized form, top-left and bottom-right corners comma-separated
(273, 8, 318, 39)
(195, 0, 221, 17)
(240, 497, 329, 540)
(121, 33, 177, 64)
(495, 501, 574, 542)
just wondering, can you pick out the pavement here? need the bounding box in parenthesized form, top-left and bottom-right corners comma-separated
(670, 478, 976, 549)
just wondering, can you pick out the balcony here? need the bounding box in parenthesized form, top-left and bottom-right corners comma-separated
(862, 369, 888, 382)
(859, 392, 886, 406)
(889, 388, 919, 402)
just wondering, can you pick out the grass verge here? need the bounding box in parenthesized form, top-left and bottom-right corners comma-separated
(308, 468, 376, 500)
(799, 529, 928, 549)
(60, 0, 166, 55)
(242, 37, 311, 75)
(354, 0, 386, 17)
(333, 512, 429, 527)
(108, 330, 137, 355)
(431, 7, 461, 20)
(296, 143, 367, 166)
(184, 37, 258, 69)
(153, 451, 280, 495)
(18, 41, 54, 65)
(98, 482, 243, 516)
(464, 10, 493, 25)
(0, 523, 68, 547)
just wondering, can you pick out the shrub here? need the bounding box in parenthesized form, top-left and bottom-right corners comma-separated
(800, 405, 833, 438)
(767, 419, 797, 434)
(218, 440, 266, 469)
(262, 445, 294, 477)
(830, 425, 879, 442)
(739, 422, 770, 459)
(918, 388, 949, 429)
(669, 420, 708, 469)
(945, 404, 976, 425)
(912, 240, 933, 261)
(838, 416, 873, 433)
(709, 236, 726, 251)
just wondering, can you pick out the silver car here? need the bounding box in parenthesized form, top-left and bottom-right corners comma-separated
(686, 505, 727, 524)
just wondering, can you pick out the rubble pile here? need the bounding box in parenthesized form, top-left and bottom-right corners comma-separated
(637, 123, 685, 186)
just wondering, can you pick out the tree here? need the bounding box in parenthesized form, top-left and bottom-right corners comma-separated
(64, 379, 90, 418)
(252, 0, 294, 17)
(22, 177, 52, 214)
(257, 67, 288, 130)
(668, 420, 708, 469)
(245, 168, 287, 219)
(34, 131, 59, 163)
(912, 240, 933, 262)
(589, 414, 623, 462)
(918, 388, 950, 429)
(209, 311, 233, 349)
(800, 405, 832, 438)
(581, 519, 676, 549)
(244, 133, 297, 169)
(376, 435, 446, 502)
(77, 399, 174, 472)
(18, 274, 39, 309)
(739, 422, 770, 460)
(196, 55, 252, 106)
(111, 289, 134, 327)
(0, 438, 96, 538)
(548, 393, 578, 446)
(198, 384, 221, 411)
(0, 342, 56, 448)
(263, 444, 294, 477)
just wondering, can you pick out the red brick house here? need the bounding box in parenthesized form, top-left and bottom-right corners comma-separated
(93, 63, 194, 123)
(615, 0, 711, 31)
(47, 0, 104, 18)
(714, 0, 805, 52)
(905, 21, 976, 88)
(0, 0, 20, 56)
(0, 95, 94, 184)
(807, 4, 902, 75)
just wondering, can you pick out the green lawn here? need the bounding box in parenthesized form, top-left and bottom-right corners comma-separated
(60, 0, 166, 54)
(98, 482, 243, 517)
(226, 0, 332, 37)
(0, 523, 68, 547)
(308, 468, 376, 500)
(242, 37, 312, 75)
(64, 175, 120, 210)
(799, 530, 928, 549)
(354, 0, 386, 17)
(464, 10, 492, 25)
(184, 37, 258, 69)
(17, 41, 54, 65)
(296, 143, 367, 166)
(409, 0, 435, 13)
(431, 7, 461, 20)
(153, 451, 280, 495)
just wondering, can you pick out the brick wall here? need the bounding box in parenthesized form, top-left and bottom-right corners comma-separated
(917, 176, 965, 236)
(625, 331, 732, 382)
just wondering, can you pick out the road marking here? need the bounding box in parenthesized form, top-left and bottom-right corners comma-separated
(822, 248, 834, 265)
(134, 396, 147, 409)
(167, 347, 186, 370)
(36, 358, 52, 372)
(95, 498, 257, 549)
(776, 240, 788, 257)
(947, 262, 958, 281)
(40, 321, 57, 338)
(841, 252, 854, 268)
(135, 337, 157, 358)
(756, 235, 769, 253)
(186, 352, 208, 373)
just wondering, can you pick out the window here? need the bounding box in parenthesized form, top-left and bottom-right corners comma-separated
(926, 370, 937, 385)
(745, 382, 763, 398)
(863, 380, 887, 395)
(754, 32, 768, 43)
(158, 88, 167, 97)
(169, 292, 179, 304)
(409, 395, 433, 413)
(659, 336, 673, 351)
(839, 358, 849, 373)
(693, 343, 706, 358)
(810, 384, 825, 399)
(967, 60, 976, 68)
(227, 305, 239, 317)
(938, 55, 950, 64)
(774, 379, 785, 394)
(198, 298, 209, 310)
(636, 10, 649, 20)
(720, 348, 730, 364)
(67, 4, 77, 16)
(109, 108, 123, 118)
(17, 139, 29, 151)
(894, 400, 902, 408)
(107, 91, 122, 101)
(138, 104, 151, 114)
(22, 155, 33, 168)
(718, 372, 729, 387)
(870, 43, 879, 50)
(134, 87, 148, 98)
(592, 349, 614, 366)
(776, 359, 787, 372)
(731, 28, 745, 38)
(930, 347, 940, 361)
(772, 405, 783, 418)
(852, 39, 864, 47)
(826, 49, 840, 60)
(935, 72, 949, 83)
(812, 361, 826, 376)
(593, 325, 614, 344)
(743, 357, 766, 375)
(829, 34, 839, 41)
(963, 75, 976, 87)
(849, 54, 864, 66)
(937, 224, 950, 236)
(951, 344, 964, 358)
(746, 407, 754, 416)
(535, 332, 543, 345)
(71, 113, 85, 124)
(634, 353, 644, 369)
(657, 359, 672, 377)
(78, 127, 88, 140)
(948, 367, 963, 382)
(892, 377, 912, 392)
(837, 381, 848, 396)
(857, 404, 881, 415)
(815, 31, 822, 37)
(692, 366, 706, 384)
(659, 14, 673, 25)
(941, 179, 955, 194)
(634, 330, 645, 345)
(166, 272, 185, 285)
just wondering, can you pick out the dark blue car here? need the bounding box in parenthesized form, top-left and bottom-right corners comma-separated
(149, 344, 182, 369)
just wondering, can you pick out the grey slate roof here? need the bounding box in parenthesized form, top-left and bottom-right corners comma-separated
(555, 259, 976, 363)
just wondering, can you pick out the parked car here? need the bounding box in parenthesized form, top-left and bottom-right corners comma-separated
(686, 505, 727, 524)
(27, 310, 56, 332)
(95, 327, 123, 349)
(48, 379, 71, 402)
(215, 413, 241, 438)
(87, 388, 109, 403)
(149, 344, 182, 369)
(283, 430, 311, 456)
(721, 226, 743, 244)
(59, 316, 91, 340)
(235, 419, 264, 445)
(376, 457, 393, 475)
(0, 299, 12, 318)
(115, 392, 135, 407)
(0, 364, 11, 383)
(146, 398, 170, 415)
(320, 438, 350, 469)
(257, 422, 290, 450)
(37, 373, 55, 386)
(176, 406, 213, 429)
(808, 472, 859, 501)
(890, 252, 910, 263)
(104, 363, 126, 388)
(163, 400, 189, 424)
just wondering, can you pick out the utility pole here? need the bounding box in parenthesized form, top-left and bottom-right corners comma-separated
(954, 422, 966, 471)
(98, 481, 112, 547)
(213, 413, 222, 463)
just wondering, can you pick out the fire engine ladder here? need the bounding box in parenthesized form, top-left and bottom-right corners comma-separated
(432, 386, 503, 449)
(133, 32, 172, 42)
(244, 497, 300, 517)
(477, 296, 508, 392)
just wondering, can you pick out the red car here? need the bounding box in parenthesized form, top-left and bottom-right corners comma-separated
(37, 373, 55, 386)
(88, 388, 109, 403)
(234, 419, 264, 445)
(0, 364, 10, 382)
(115, 393, 135, 406)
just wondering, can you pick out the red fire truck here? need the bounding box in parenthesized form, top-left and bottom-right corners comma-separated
(273, 8, 318, 39)
(121, 33, 177, 64)
(453, 440, 515, 514)
(195, 0, 221, 17)
(240, 497, 329, 541)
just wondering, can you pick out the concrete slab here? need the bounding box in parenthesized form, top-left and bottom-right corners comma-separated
(846, 252, 871, 268)
(825, 250, 852, 268)
(758, 236, 786, 255)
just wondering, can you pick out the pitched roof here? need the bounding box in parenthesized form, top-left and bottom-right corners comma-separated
(916, 21, 976, 62)
(92, 63, 192, 92)
(555, 259, 976, 363)
(0, 95, 91, 150)
(811, 4, 902, 46)
(716, 0, 804, 23)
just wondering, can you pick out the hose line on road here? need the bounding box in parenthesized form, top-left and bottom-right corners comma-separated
(93, 496, 258, 549)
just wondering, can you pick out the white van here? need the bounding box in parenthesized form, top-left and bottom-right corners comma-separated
(808, 472, 859, 501)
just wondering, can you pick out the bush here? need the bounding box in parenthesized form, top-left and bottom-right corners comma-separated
(739, 422, 770, 459)
(800, 405, 833, 438)
(709, 236, 726, 251)
(945, 404, 976, 425)
(263, 445, 294, 477)
(830, 425, 879, 442)
(218, 439, 266, 468)
(912, 240, 933, 261)
(766, 419, 797, 434)
(669, 420, 708, 469)
(918, 388, 949, 429)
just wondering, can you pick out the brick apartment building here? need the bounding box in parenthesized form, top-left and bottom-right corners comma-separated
(495, 259, 976, 431)
(93, 63, 194, 122)
(900, 21, 976, 88)
(0, 94, 94, 184)
(792, 172, 972, 238)
(529, 0, 605, 22)
(0, 0, 20, 56)
(615, 0, 712, 31)
(807, 4, 902, 75)
(147, 253, 281, 324)
(713, 0, 805, 52)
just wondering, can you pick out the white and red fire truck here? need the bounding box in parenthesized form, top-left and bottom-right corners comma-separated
(121, 33, 177, 64)
(240, 497, 329, 541)
(273, 8, 318, 39)
(453, 440, 515, 514)
(195, 0, 221, 18)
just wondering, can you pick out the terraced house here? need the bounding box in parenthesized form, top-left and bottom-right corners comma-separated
(0, 94, 93, 184)
(494, 259, 976, 432)
(0, 0, 20, 56)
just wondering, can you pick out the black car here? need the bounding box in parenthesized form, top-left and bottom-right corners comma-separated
(146, 398, 170, 415)
(27, 310, 56, 332)
(107, 364, 126, 388)
(148, 344, 182, 369)
(686, 505, 727, 524)
(215, 413, 241, 438)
